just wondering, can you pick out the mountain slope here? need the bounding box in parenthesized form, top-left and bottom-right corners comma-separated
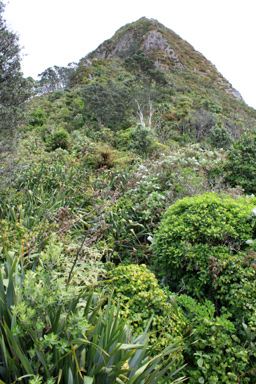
(85, 17, 243, 101)
(36, 17, 256, 148)
(2, 16, 256, 384)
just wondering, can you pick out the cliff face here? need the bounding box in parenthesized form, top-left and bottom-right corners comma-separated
(85, 17, 243, 101)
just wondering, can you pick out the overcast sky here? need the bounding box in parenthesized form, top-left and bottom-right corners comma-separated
(3, 0, 256, 109)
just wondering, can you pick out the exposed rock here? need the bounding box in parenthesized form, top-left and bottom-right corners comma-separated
(225, 87, 244, 101)
(218, 79, 244, 101)
(141, 30, 167, 52)
(83, 17, 245, 103)
(111, 32, 136, 56)
(89, 26, 187, 71)
(141, 30, 187, 70)
(89, 31, 136, 59)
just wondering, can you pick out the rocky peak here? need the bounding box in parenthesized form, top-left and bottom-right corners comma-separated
(87, 18, 187, 70)
(84, 17, 243, 101)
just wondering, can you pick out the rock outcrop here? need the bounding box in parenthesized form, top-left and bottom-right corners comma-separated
(83, 17, 244, 102)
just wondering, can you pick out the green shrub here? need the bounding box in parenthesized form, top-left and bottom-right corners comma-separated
(107, 264, 185, 350)
(81, 143, 118, 169)
(117, 127, 135, 148)
(128, 124, 155, 155)
(51, 128, 70, 150)
(107, 265, 256, 382)
(106, 196, 151, 261)
(202, 99, 223, 114)
(48, 89, 65, 101)
(209, 123, 232, 149)
(29, 108, 47, 127)
(152, 192, 256, 300)
(177, 295, 253, 383)
(214, 250, 256, 327)
(0, 243, 185, 384)
(224, 134, 256, 194)
(72, 112, 84, 129)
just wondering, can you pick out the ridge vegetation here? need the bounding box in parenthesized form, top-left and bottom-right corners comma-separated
(1, 12, 256, 384)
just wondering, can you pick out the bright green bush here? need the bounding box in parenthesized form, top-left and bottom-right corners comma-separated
(177, 295, 253, 384)
(107, 264, 256, 383)
(107, 264, 185, 350)
(213, 250, 256, 327)
(117, 127, 134, 146)
(152, 192, 256, 300)
(29, 108, 47, 127)
(51, 128, 70, 150)
(224, 134, 256, 194)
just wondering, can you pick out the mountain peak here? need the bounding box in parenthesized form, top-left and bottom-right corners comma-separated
(86, 17, 212, 73)
(85, 17, 243, 101)
(87, 17, 187, 68)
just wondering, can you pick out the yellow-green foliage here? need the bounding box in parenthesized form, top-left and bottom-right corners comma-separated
(107, 264, 185, 350)
(0, 247, 181, 384)
(117, 127, 135, 148)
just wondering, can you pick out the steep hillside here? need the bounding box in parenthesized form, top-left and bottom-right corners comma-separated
(86, 17, 240, 97)
(68, 17, 256, 147)
(2, 15, 256, 383)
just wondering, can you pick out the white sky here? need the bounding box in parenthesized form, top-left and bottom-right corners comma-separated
(3, 0, 256, 109)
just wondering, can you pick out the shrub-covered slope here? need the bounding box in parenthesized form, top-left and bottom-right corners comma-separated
(1, 14, 256, 384)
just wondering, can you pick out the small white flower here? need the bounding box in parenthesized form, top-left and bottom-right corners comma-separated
(147, 235, 153, 243)
(252, 207, 256, 216)
(246, 239, 254, 245)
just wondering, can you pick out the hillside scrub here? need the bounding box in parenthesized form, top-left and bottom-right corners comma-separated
(0, 243, 186, 384)
(152, 192, 256, 300)
(223, 134, 256, 194)
(2, 13, 256, 384)
(152, 192, 256, 381)
(106, 264, 255, 383)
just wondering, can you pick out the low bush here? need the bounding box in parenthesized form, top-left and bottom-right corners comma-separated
(128, 124, 156, 155)
(107, 264, 256, 383)
(107, 264, 185, 350)
(0, 242, 185, 384)
(213, 250, 256, 327)
(152, 192, 256, 301)
(51, 128, 71, 150)
(177, 295, 253, 383)
(209, 123, 232, 149)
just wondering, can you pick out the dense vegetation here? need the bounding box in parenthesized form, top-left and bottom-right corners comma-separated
(1, 10, 256, 384)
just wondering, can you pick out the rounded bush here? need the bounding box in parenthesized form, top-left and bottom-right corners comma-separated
(107, 264, 256, 382)
(129, 124, 155, 155)
(152, 192, 256, 300)
(51, 128, 70, 150)
(209, 123, 232, 149)
(107, 264, 184, 349)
